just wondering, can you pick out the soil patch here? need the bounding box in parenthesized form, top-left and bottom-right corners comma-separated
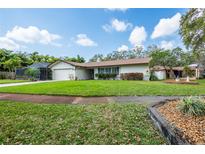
(164, 80, 199, 85)
(157, 100, 205, 144)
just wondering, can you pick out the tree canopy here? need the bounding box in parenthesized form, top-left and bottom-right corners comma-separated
(89, 46, 148, 62)
(149, 47, 195, 70)
(179, 8, 205, 51)
(0, 49, 86, 72)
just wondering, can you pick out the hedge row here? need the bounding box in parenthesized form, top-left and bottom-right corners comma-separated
(95, 73, 117, 80)
(120, 73, 143, 80)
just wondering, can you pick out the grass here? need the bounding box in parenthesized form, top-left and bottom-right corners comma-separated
(0, 101, 164, 144)
(0, 80, 205, 96)
(0, 79, 29, 84)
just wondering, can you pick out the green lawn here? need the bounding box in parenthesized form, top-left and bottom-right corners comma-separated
(0, 80, 205, 96)
(0, 101, 164, 144)
(0, 79, 29, 84)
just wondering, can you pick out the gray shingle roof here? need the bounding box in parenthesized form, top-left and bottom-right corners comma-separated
(28, 62, 50, 69)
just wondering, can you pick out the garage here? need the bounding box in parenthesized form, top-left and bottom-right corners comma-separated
(49, 61, 76, 80)
(53, 69, 75, 80)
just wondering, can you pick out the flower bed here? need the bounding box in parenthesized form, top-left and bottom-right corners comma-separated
(150, 99, 205, 144)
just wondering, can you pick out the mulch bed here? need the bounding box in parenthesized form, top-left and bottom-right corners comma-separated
(157, 100, 205, 144)
(164, 80, 199, 85)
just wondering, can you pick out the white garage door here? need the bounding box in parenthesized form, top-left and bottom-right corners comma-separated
(53, 69, 75, 80)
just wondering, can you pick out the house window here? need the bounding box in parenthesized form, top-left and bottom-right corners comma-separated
(98, 67, 119, 74)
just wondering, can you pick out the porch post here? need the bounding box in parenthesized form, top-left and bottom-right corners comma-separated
(195, 68, 199, 79)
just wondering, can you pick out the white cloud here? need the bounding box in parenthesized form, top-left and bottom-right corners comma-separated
(160, 40, 175, 50)
(129, 26, 147, 47)
(75, 34, 97, 47)
(151, 13, 181, 39)
(102, 25, 112, 32)
(0, 37, 20, 50)
(117, 45, 129, 52)
(6, 26, 61, 45)
(102, 19, 132, 32)
(105, 8, 128, 12)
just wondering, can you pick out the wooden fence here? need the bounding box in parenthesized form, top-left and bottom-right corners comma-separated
(0, 71, 15, 79)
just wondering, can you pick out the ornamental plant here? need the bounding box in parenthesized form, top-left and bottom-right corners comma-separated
(177, 96, 205, 116)
(25, 68, 40, 81)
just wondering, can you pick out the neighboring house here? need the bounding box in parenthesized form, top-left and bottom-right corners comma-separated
(151, 64, 204, 80)
(48, 58, 151, 80)
(16, 62, 51, 80)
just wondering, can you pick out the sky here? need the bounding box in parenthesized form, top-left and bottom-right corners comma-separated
(0, 8, 187, 61)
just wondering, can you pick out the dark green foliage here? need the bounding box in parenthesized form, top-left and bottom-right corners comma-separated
(149, 48, 177, 70)
(95, 73, 117, 80)
(89, 54, 104, 62)
(179, 8, 205, 51)
(120, 73, 143, 80)
(25, 68, 40, 81)
(183, 66, 192, 77)
(179, 8, 205, 66)
(89, 46, 148, 62)
(63, 54, 85, 63)
(0, 49, 86, 72)
(178, 96, 205, 116)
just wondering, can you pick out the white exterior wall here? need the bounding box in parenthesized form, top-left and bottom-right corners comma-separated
(50, 62, 76, 80)
(75, 68, 91, 80)
(93, 64, 150, 80)
(154, 71, 166, 80)
(120, 64, 149, 80)
(94, 68, 98, 79)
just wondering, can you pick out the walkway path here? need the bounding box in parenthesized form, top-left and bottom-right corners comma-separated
(0, 80, 61, 88)
(0, 93, 183, 105)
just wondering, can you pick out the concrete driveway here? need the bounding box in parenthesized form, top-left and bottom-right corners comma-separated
(0, 80, 57, 88)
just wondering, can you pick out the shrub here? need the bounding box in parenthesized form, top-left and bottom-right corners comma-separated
(149, 72, 158, 81)
(95, 73, 117, 80)
(177, 96, 205, 116)
(183, 66, 192, 77)
(25, 68, 40, 81)
(120, 73, 143, 80)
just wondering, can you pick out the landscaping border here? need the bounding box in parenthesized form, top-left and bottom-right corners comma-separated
(148, 99, 190, 145)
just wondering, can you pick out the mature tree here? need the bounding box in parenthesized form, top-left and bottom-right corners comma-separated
(89, 54, 104, 62)
(171, 47, 195, 66)
(149, 47, 178, 78)
(63, 55, 85, 63)
(179, 8, 205, 51)
(16, 52, 33, 67)
(179, 8, 205, 65)
(2, 54, 22, 72)
(0, 49, 13, 71)
(103, 46, 148, 61)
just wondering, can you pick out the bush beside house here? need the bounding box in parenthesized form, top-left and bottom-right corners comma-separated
(95, 73, 117, 80)
(24, 68, 40, 81)
(120, 73, 143, 80)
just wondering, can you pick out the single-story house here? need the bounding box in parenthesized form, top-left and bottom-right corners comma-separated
(48, 58, 151, 80)
(46, 58, 205, 81)
(151, 64, 204, 80)
(15, 58, 204, 81)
